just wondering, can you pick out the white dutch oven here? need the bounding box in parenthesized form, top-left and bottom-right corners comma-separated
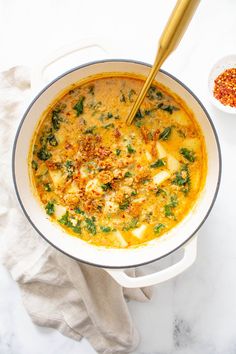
(12, 46, 221, 288)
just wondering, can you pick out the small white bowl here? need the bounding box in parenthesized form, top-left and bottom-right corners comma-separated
(208, 54, 236, 114)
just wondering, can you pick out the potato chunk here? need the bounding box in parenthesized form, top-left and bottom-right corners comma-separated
(153, 170, 171, 185)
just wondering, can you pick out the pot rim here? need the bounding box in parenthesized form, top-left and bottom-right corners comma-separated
(12, 59, 222, 269)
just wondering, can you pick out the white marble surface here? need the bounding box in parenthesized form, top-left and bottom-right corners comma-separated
(1, 0, 236, 353)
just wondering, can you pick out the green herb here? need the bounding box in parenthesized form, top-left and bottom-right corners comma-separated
(135, 109, 143, 119)
(44, 183, 51, 192)
(144, 109, 151, 116)
(85, 217, 97, 235)
(45, 201, 55, 216)
(155, 188, 167, 196)
(128, 89, 136, 102)
(47, 134, 58, 147)
(32, 160, 38, 171)
(107, 112, 113, 118)
(159, 127, 172, 141)
(172, 164, 190, 195)
(154, 223, 165, 233)
(101, 182, 112, 191)
(147, 86, 164, 100)
(164, 205, 173, 217)
(150, 159, 166, 168)
(164, 195, 178, 218)
(124, 171, 132, 178)
(103, 123, 114, 129)
(169, 195, 178, 208)
(84, 126, 97, 134)
(131, 190, 137, 196)
(127, 144, 136, 154)
(37, 147, 52, 161)
(180, 148, 196, 162)
(115, 149, 121, 156)
(58, 211, 81, 233)
(51, 110, 62, 130)
(74, 207, 85, 215)
(65, 160, 74, 179)
(157, 103, 179, 114)
(135, 120, 144, 128)
(71, 221, 81, 234)
(73, 96, 85, 116)
(156, 91, 163, 100)
(119, 199, 130, 210)
(123, 218, 139, 231)
(100, 226, 112, 233)
(141, 178, 151, 185)
(58, 211, 71, 225)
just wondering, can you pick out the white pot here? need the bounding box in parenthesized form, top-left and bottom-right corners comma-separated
(12, 57, 221, 288)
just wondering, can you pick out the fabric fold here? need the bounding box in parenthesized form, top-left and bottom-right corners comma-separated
(0, 66, 152, 354)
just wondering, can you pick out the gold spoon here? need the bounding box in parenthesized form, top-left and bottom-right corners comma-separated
(126, 0, 200, 126)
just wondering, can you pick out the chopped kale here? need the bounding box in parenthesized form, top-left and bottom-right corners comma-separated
(157, 103, 179, 114)
(71, 221, 81, 234)
(155, 188, 167, 196)
(45, 201, 55, 216)
(164, 195, 178, 218)
(172, 164, 190, 195)
(51, 110, 62, 130)
(44, 183, 51, 192)
(120, 92, 126, 102)
(107, 112, 113, 118)
(135, 120, 144, 128)
(73, 96, 85, 116)
(32, 160, 38, 171)
(127, 144, 136, 154)
(119, 199, 130, 210)
(147, 86, 164, 100)
(100, 226, 112, 233)
(85, 217, 97, 235)
(103, 123, 114, 129)
(58, 211, 71, 226)
(101, 182, 112, 191)
(124, 171, 132, 178)
(150, 159, 166, 168)
(58, 211, 81, 233)
(153, 223, 165, 233)
(47, 134, 58, 147)
(84, 126, 97, 134)
(65, 160, 74, 179)
(164, 205, 173, 217)
(135, 109, 144, 119)
(180, 148, 196, 162)
(123, 218, 139, 231)
(159, 127, 172, 141)
(128, 89, 136, 102)
(74, 207, 85, 215)
(115, 149, 121, 156)
(37, 147, 52, 161)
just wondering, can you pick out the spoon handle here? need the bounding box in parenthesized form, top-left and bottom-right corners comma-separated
(126, 0, 200, 126)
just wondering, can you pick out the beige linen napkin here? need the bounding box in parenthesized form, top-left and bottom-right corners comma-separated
(0, 67, 152, 354)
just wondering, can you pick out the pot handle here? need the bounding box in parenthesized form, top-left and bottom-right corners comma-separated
(30, 37, 112, 91)
(105, 236, 197, 288)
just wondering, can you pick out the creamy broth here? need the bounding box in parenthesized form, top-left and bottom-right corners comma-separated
(29, 75, 207, 248)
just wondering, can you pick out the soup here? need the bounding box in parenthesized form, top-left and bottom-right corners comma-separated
(29, 74, 207, 248)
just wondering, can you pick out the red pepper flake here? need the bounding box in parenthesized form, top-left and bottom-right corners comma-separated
(213, 68, 236, 107)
